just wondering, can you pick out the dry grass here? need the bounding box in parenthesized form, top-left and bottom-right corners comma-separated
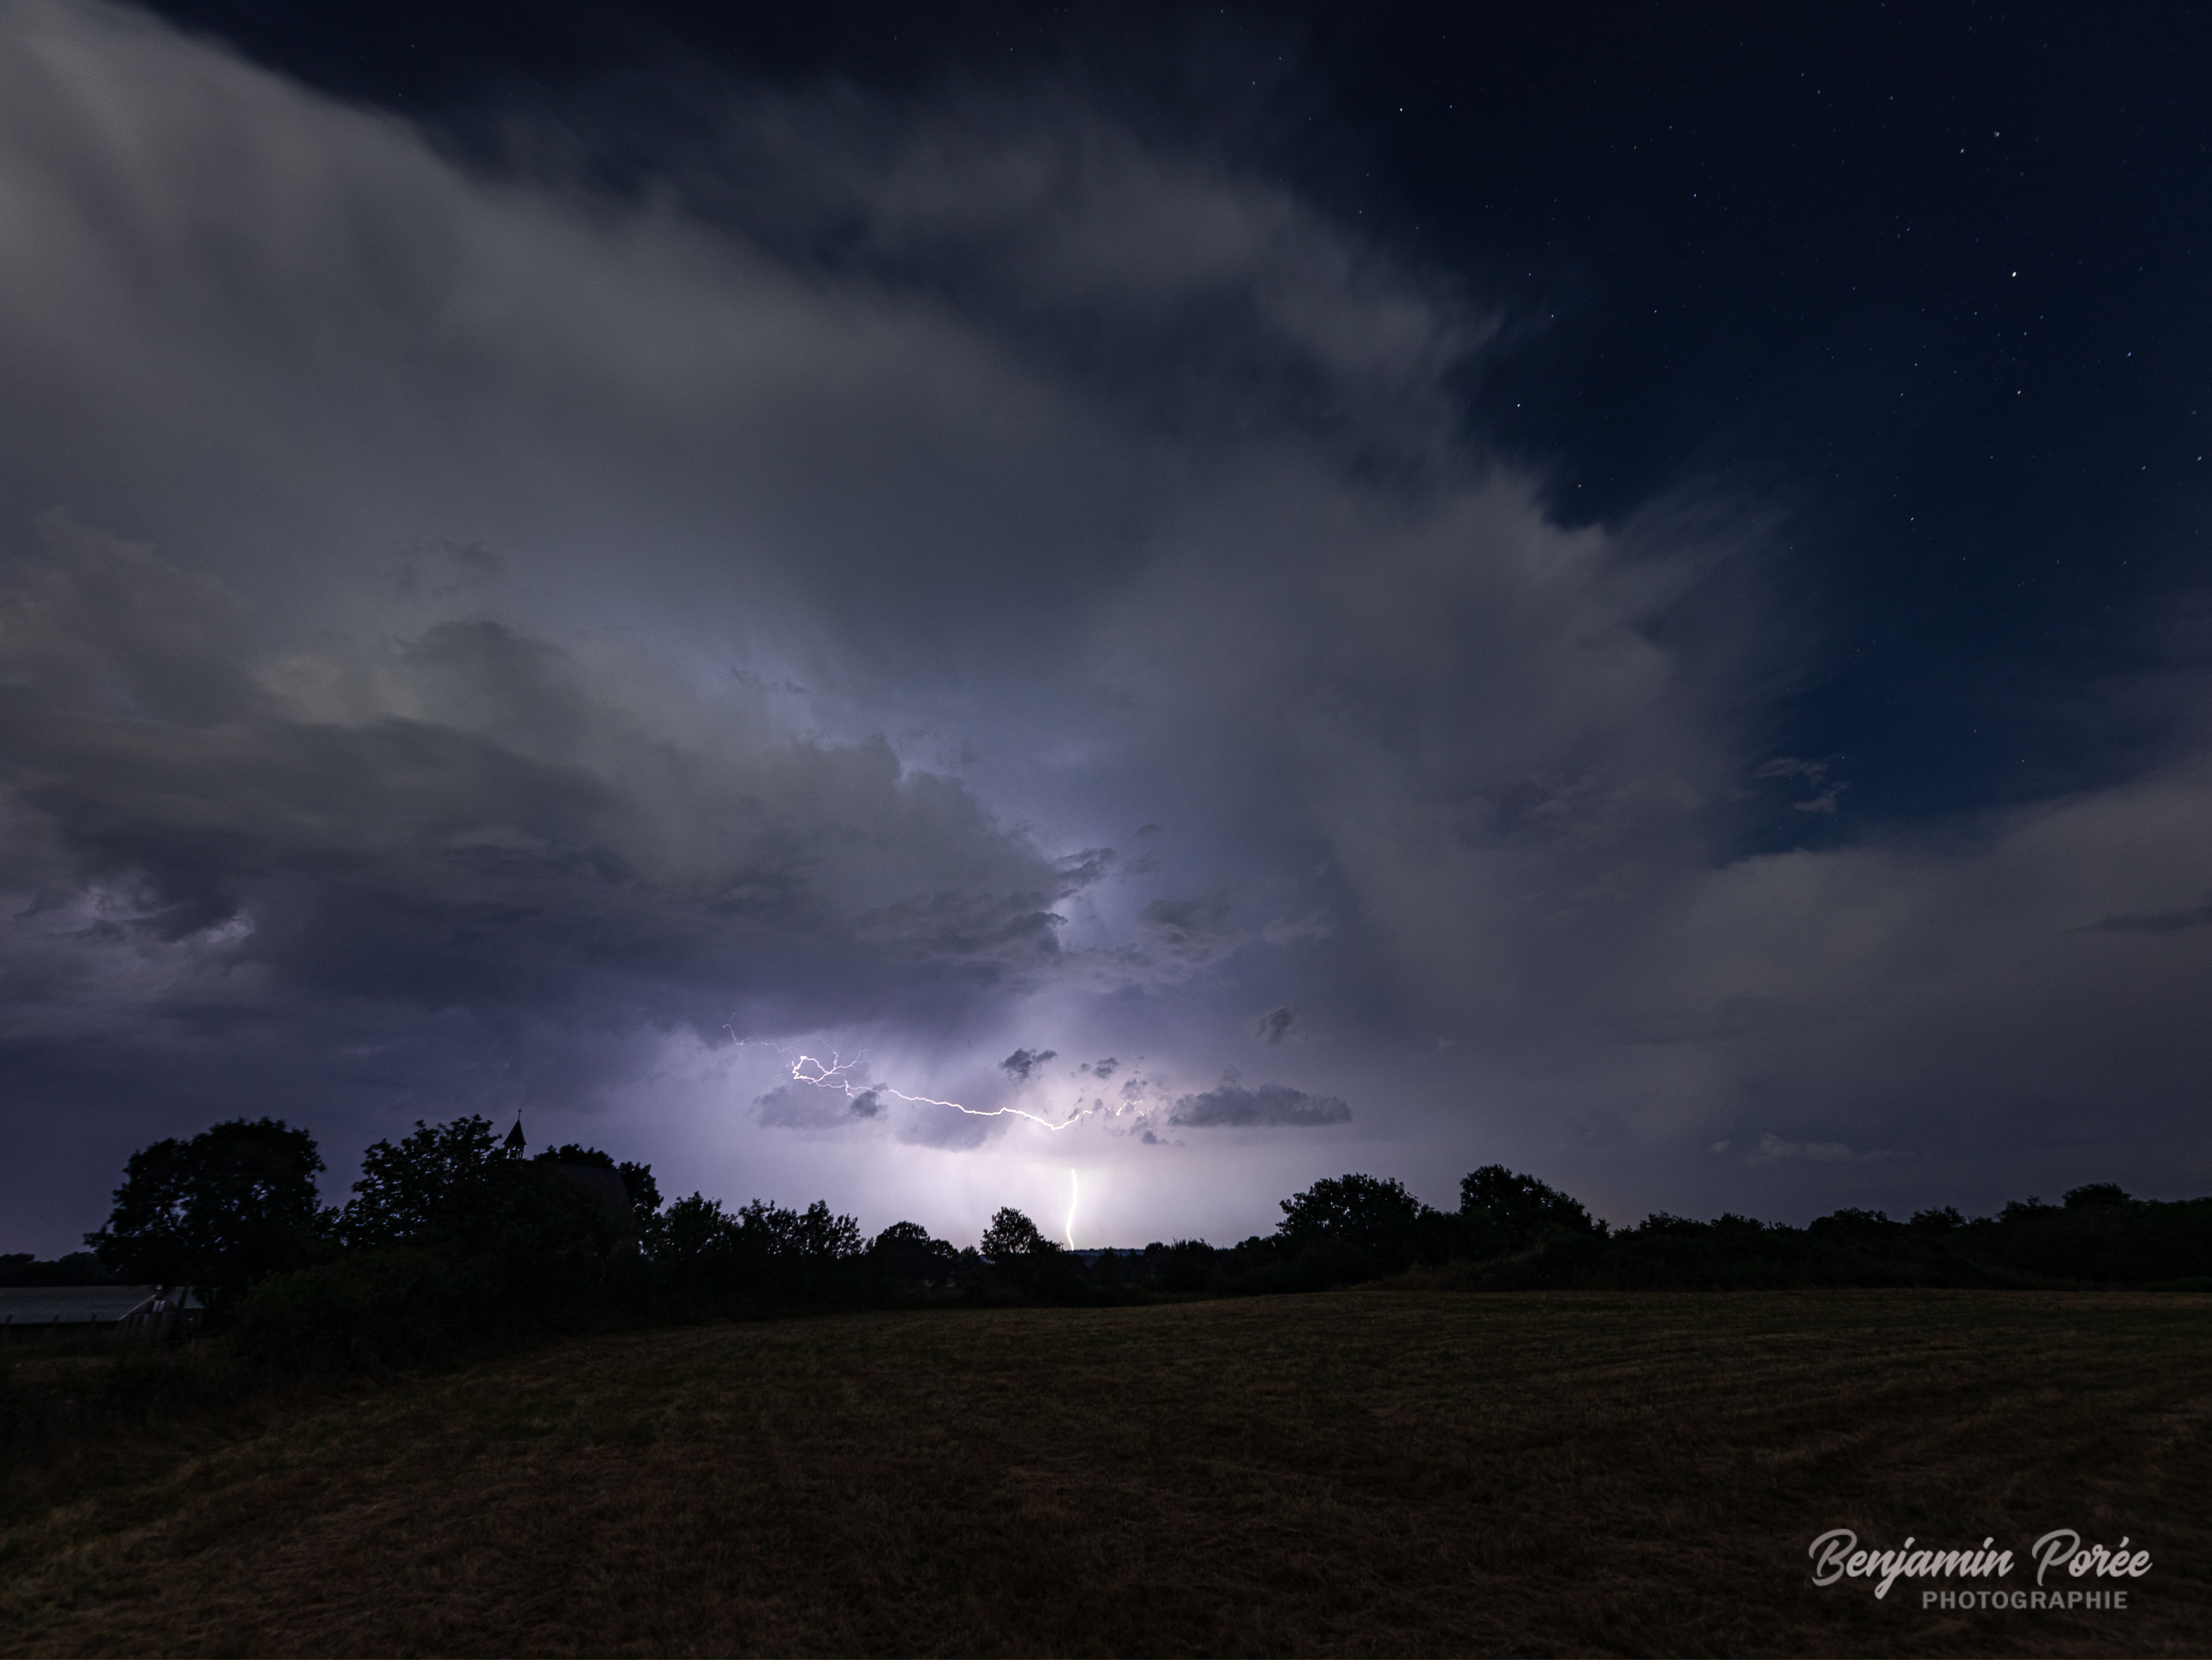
(2, 1288, 2207, 1656)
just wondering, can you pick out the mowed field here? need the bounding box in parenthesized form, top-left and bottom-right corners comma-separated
(3, 1288, 2208, 1657)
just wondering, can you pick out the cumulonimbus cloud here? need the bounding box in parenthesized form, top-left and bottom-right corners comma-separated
(1, 0, 2209, 1254)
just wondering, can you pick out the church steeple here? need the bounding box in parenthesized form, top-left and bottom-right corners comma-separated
(503, 1114, 526, 1155)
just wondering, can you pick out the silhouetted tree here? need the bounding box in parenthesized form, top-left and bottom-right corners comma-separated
(341, 1116, 504, 1248)
(869, 1221, 960, 1284)
(86, 1118, 327, 1316)
(980, 1206, 1055, 1260)
(1276, 1173, 1437, 1269)
(2063, 1182, 2132, 1209)
(646, 1193, 739, 1281)
(340, 1115, 616, 1285)
(978, 1206, 1074, 1296)
(1457, 1165, 1602, 1255)
(737, 1199, 863, 1263)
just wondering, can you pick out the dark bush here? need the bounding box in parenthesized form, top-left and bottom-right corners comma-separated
(231, 1248, 483, 1373)
(1146, 1239, 1219, 1293)
(1213, 1234, 1379, 1296)
(1953, 1195, 2212, 1286)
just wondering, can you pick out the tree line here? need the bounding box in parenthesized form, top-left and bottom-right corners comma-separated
(59, 1114, 2212, 1372)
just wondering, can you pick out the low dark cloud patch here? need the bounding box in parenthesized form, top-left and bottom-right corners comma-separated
(999, 1046, 1056, 1081)
(1138, 893, 1241, 967)
(1253, 1006, 1295, 1045)
(753, 1084, 839, 1130)
(1740, 1132, 1902, 1166)
(1168, 1081, 1350, 1128)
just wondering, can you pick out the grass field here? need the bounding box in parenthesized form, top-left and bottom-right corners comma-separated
(3, 1287, 2207, 1656)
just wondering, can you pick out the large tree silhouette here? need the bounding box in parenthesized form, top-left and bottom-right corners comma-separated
(87, 1118, 326, 1314)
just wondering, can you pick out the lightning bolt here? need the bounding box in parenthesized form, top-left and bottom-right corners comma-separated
(730, 1031, 1153, 1142)
(765, 1044, 1087, 1131)
(1065, 1166, 1079, 1248)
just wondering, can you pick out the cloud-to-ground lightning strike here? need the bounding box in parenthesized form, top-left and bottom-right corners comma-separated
(1066, 1167, 1079, 1248)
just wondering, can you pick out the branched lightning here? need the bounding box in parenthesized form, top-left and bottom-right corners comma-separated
(730, 1031, 1156, 1145)
(761, 1042, 1086, 1131)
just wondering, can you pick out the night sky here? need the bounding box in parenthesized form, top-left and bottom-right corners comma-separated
(3, 0, 2207, 1254)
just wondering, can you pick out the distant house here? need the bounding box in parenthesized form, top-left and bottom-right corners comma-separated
(0, 1285, 199, 1342)
(116, 1286, 198, 1342)
(504, 1115, 639, 1248)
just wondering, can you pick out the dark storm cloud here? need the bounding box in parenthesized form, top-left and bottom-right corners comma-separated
(1168, 1082, 1350, 1129)
(1253, 1007, 1295, 1046)
(2, 0, 1492, 1232)
(755, 1081, 884, 1129)
(999, 1047, 1056, 1081)
(1, 0, 2209, 1253)
(0, 515, 1082, 1044)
